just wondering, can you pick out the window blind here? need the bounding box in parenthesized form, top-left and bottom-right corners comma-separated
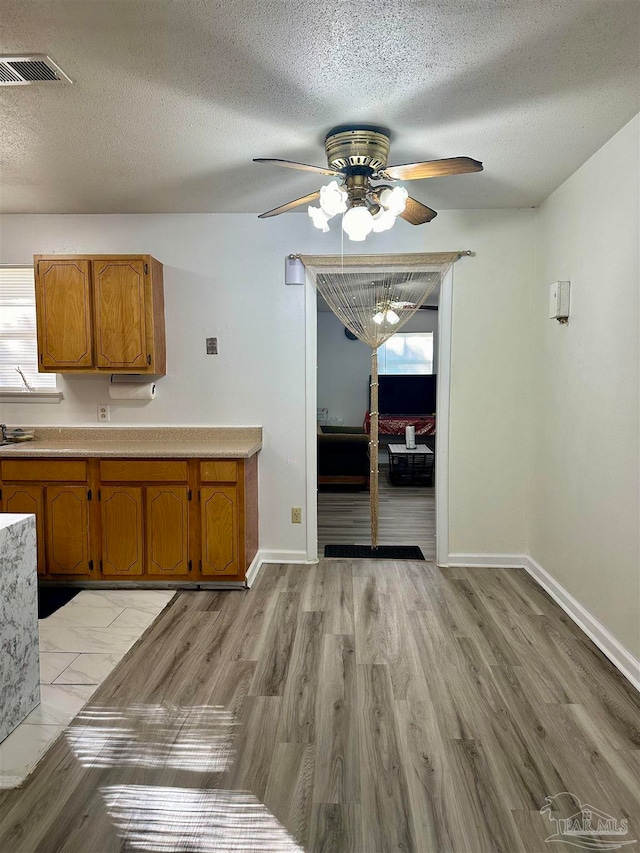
(0, 267, 57, 390)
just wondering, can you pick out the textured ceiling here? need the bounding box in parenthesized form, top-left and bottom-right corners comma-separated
(0, 0, 638, 214)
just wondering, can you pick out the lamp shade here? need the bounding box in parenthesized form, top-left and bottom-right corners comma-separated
(371, 208, 396, 233)
(308, 205, 331, 232)
(379, 186, 408, 215)
(319, 181, 348, 217)
(342, 206, 374, 241)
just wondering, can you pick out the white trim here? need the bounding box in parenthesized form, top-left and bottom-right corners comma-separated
(435, 268, 453, 566)
(259, 549, 317, 565)
(304, 272, 318, 562)
(447, 552, 527, 568)
(245, 551, 265, 588)
(246, 549, 317, 588)
(523, 555, 640, 692)
(444, 551, 639, 692)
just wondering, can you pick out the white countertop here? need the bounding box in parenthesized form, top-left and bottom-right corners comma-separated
(0, 514, 34, 532)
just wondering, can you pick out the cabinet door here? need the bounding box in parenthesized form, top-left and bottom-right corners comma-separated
(200, 486, 238, 576)
(146, 486, 189, 575)
(36, 259, 93, 369)
(101, 486, 143, 576)
(2, 484, 46, 574)
(45, 486, 90, 575)
(92, 259, 147, 369)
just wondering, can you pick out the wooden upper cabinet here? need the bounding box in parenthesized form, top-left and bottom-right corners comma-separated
(36, 259, 93, 369)
(93, 259, 147, 369)
(34, 254, 166, 375)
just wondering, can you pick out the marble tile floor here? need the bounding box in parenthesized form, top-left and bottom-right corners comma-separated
(0, 589, 175, 789)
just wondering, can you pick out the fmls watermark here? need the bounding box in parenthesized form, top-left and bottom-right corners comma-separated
(541, 792, 637, 850)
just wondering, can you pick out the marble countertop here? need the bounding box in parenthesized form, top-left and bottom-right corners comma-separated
(0, 513, 34, 532)
(0, 427, 262, 459)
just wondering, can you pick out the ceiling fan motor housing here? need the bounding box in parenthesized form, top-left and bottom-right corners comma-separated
(325, 126, 391, 174)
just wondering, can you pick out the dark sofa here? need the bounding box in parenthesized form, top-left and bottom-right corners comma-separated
(317, 425, 370, 489)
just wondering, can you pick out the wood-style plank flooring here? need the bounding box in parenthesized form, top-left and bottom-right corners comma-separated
(318, 461, 436, 558)
(0, 561, 638, 852)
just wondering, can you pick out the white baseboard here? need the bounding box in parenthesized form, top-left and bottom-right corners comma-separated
(245, 549, 317, 588)
(249, 547, 640, 691)
(443, 551, 639, 692)
(245, 551, 265, 588)
(446, 552, 527, 569)
(523, 556, 640, 692)
(259, 549, 317, 564)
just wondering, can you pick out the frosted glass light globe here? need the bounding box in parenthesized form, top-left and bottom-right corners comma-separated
(308, 205, 330, 232)
(379, 186, 408, 215)
(342, 206, 374, 241)
(371, 208, 396, 233)
(387, 309, 400, 325)
(373, 311, 385, 325)
(319, 181, 348, 217)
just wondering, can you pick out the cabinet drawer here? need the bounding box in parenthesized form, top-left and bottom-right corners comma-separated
(1, 459, 87, 482)
(100, 460, 188, 482)
(200, 460, 238, 483)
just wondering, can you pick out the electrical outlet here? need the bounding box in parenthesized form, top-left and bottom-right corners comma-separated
(97, 404, 110, 422)
(291, 507, 302, 524)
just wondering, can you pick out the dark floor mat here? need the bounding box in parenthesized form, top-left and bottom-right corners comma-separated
(38, 587, 80, 619)
(324, 544, 425, 560)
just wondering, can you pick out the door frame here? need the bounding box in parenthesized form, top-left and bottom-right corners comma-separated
(303, 266, 454, 565)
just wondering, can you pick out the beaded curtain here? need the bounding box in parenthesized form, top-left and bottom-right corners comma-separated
(301, 253, 459, 548)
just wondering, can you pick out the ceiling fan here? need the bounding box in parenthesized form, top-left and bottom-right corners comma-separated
(254, 124, 483, 241)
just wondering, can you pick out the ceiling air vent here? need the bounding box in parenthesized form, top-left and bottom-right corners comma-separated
(0, 55, 72, 85)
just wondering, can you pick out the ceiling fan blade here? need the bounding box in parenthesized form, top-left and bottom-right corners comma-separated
(258, 190, 321, 219)
(399, 197, 438, 225)
(253, 158, 342, 177)
(381, 157, 483, 181)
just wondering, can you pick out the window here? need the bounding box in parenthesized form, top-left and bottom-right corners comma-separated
(0, 267, 57, 391)
(378, 332, 434, 375)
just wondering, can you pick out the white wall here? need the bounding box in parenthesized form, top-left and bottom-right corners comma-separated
(317, 310, 438, 426)
(0, 208, 535, 559)
(530, 114, 640, 658)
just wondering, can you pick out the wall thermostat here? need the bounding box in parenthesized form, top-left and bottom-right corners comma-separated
(549, 281, 570, 322)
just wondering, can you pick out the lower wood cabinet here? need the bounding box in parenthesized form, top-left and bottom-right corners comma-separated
(5, 483, 92, 576)
(45, 485, 91, 575)
(101, 486, 144, 576)
(201, 486, 238, 576)
(0, 455, 258, 583)
(146, 486, 189, 576)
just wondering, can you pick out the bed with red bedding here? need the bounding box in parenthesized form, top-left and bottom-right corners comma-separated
(363, 412, 436, 436)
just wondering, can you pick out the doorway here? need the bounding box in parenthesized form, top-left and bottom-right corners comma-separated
(304, 265, 453, 565)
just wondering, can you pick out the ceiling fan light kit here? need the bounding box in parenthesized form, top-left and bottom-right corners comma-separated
(308, 205, 330, 232)
(255, 125, 483, 242)
(342, 206, 374, 241)
(318, 181, 347, 216)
